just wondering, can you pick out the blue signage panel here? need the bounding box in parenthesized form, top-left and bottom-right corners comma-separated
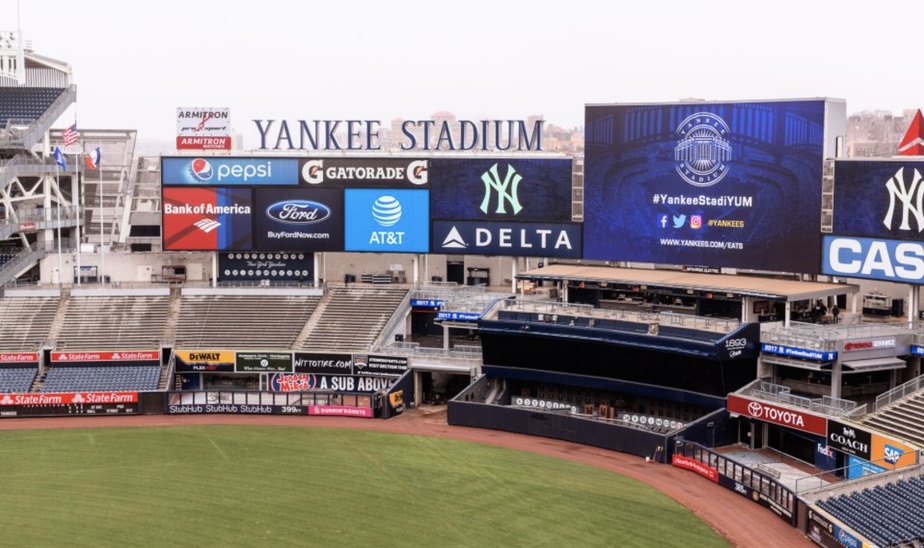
(344, 189, 429, 252)
(760, 343, 836, 362)
(437, 311, 481, 321)
(429, 158, 572, 222)
(253, 187, 344, 251)
(833, 160, 924, 238)
(162, 157, 300, 185)
(411, 299, 443, 308)
(431, 220, 582, 258)
(912, 345, 924, 356)
(583, 100, 827, 273)
(822, 235, 924, 283)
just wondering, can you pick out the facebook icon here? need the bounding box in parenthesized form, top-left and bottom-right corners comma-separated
(658, 214, 669, 228)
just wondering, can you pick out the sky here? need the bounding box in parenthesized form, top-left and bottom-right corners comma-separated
(8, 0, 924, 149)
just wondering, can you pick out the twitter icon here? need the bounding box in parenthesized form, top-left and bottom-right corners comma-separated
(672, 214, 686, 228)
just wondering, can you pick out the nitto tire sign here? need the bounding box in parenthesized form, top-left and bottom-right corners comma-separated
(727, 394, 827, 436)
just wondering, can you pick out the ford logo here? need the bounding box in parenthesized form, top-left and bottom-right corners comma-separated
(266, 200, 331, 224)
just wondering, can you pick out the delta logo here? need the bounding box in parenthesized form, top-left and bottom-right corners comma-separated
(899, 109, 924, 156)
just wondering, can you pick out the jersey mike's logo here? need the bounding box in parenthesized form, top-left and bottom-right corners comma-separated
(674, 112, 732, 187)
(266, 200, 331, 224)
(189, 158, 214, 182)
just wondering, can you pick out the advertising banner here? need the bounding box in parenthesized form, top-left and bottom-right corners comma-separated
(871, 434, 917, 469)
(218, 252, 313, 282)
(584, 100, 827, 273)
(429, 158, 572, 222)
(292, 352, 354, 375)
(163, 187, 253, 251)
(727, 394, 827, 436)
(299, 158, 429, 187)
(826, 419, 872, 460)
(431, 220, 582, 258)
(0, 392, 138, 405)
(235, 352, 294, 373)
(344, 189, 429, 252)
(176, 107, 231, 150)
(308, 405, 373, 418)
(832, 160, 924, 238)
(671, 454, 718, 482)
(174, 350, 236, 373)
(351, 354, 409, 378)
(50, 350, 160, 367)
(253, 187, 344, 251)
(162, 157, 299, 186)
(822, 234, 924, 284)
(0, 352, 39, 366)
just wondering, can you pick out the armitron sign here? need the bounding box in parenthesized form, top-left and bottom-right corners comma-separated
(727, 394, 827, 436)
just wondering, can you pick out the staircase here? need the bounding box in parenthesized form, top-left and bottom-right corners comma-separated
(292, 290, 334, 348)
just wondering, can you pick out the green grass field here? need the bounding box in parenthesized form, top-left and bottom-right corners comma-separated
(0, 425, 730, 547)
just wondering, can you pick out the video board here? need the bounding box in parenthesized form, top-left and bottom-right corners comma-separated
(583, 99, 833, 273)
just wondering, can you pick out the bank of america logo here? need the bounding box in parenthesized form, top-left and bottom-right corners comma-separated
(674, 112, 732, 187)
(194, 218, 221, 233)
(441, 226, 467, 248)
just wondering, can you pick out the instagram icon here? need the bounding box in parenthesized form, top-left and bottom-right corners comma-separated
(690, 215, 702, 229)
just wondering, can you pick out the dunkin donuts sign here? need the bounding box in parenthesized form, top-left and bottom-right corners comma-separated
(727, 394, 827, 436)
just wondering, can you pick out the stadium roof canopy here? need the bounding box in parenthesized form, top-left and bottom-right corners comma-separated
(517, 264, 859, 303)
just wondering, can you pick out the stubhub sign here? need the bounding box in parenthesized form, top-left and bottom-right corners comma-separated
(162, 157, 300, 185)
(823, 235, 924, 283)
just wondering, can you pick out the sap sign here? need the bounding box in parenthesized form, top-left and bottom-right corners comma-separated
(161, 157, 300, 185)
(432, 220, 582, 258)
(823, 235, 924, 283)
(344, 189, 429, 252)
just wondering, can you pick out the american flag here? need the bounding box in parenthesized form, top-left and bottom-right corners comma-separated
(62, 123, 79, 146)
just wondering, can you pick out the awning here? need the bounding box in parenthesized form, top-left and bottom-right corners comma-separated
(761, 356, 831, 371)
(841, 357, 907, 373)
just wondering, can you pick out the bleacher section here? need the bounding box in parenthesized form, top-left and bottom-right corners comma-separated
(0, 296, 59, 351)
(0, 368, 38, 392)
(299, 287, 408, 352)
(174, 294, 321, 349)
(41, 365, 160, 392)
(817, 477, 924, 547)
(55, 296, 170, 350)
(860, 391, 924, 448)
(0, 87, 66, 127)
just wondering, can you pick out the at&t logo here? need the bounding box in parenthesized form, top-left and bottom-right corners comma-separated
(370, 195, 404, 245)
(674, 112, 732, 187)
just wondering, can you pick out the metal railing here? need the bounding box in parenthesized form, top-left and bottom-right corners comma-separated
(748, 380, 863, 418)
(875, 374, 924, 411)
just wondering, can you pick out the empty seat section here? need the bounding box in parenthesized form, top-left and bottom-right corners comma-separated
(0, 368, 38, 392)
(41, 365, 161, 392)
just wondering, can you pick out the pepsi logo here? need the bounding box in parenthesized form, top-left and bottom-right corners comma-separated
(189, 158, 214, 182)
(266, 200, 331, 224)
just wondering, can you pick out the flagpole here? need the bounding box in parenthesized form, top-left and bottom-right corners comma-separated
(98, 142, 104, 284)
(75, 136, 81, 286)
(55, 162, 62, 286)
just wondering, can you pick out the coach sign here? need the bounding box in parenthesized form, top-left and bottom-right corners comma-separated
(727, 394, 827, 436)
(826, 419, 872, 460)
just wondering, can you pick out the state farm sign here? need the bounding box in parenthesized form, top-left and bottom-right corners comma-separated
(727, 394, 827, 436)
